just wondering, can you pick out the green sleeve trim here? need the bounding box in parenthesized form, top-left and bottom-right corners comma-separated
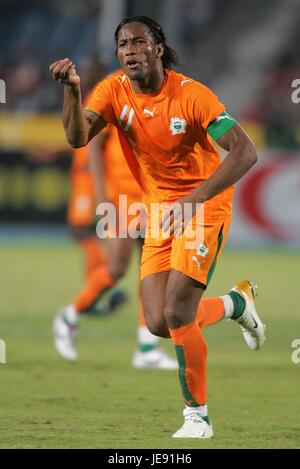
(207, 111, 237, 141)
(84, 108, 107, 125)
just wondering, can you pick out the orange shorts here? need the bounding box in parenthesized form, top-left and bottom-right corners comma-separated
(68, 175, 95, 227)
(140, 213, 232, 287)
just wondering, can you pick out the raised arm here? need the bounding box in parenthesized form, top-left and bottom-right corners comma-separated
(49, 58, 106, 148)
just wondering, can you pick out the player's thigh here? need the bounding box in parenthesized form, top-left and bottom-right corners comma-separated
(164, 269, 204, 329)
(140, 226, 172, 334)
(106, 237, 135, 279)
(171, 216, 231, 288)
(141, 271, 170, 335)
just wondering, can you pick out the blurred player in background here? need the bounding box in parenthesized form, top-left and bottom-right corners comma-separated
(54, 63, 177, 370)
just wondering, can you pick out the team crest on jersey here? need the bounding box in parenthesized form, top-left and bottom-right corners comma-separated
(169, 117, 187, 136)
(196, 243, 209, 257)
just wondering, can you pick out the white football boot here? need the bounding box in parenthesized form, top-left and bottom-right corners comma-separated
(173, 406, 214, 439)
(231, 280, 266, 351)
(132, 348, 177, 370)
(53, 309, 78, 361)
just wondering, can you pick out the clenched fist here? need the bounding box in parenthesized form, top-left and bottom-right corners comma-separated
(49, 58, 80, 87)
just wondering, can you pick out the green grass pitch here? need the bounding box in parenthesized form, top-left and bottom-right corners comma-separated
(0, 241, 299, 449)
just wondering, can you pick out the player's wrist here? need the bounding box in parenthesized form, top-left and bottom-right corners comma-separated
(196, 193, 206, 204)
(64, 83, 80, 95)
(188, 187, 206, 205)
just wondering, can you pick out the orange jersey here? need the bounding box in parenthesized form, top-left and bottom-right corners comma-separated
(102, 124, 141, 201)
(86, 69, 234, 222)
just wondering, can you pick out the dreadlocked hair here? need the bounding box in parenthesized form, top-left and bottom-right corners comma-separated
(114, 16, 179, 69)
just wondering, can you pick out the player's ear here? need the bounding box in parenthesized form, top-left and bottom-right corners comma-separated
(156, 43, 164, 59)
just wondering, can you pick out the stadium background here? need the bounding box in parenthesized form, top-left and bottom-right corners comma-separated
(0, 0, 300, 449)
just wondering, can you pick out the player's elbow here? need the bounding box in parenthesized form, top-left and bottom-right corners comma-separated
(67, 134, 88, 149)
(63, 123, 88, 148)
(68, 139, 86, 149)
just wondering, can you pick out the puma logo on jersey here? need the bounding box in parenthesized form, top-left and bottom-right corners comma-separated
(181, 79, 192, 86)
(169, 117, 187, 135)
(143, 107, 156, 118)
(215, 113, 232, 122)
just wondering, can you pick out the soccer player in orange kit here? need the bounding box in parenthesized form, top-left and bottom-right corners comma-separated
(50, 16, 265, 438)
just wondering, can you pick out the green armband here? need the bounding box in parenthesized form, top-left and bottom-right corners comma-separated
(207, 111, 237, 141)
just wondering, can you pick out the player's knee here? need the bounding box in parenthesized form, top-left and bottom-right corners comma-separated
(145, 317, 168, 338)
(149, 324, 168, 338)
(164, 294, 188, 329)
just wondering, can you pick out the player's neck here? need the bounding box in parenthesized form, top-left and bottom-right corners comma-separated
(130, 68, 165, 94)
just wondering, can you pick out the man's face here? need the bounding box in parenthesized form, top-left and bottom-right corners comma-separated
(116, 22, 161, 80)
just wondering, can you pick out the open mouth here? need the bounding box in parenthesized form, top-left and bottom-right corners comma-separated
(126, 60, 141, 69)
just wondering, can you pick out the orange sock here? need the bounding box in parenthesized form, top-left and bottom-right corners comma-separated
(170, 321, 208, 406)
(196, 297, 224, 328)
(74, 265, 115, 312)
(79, 238, 106, 277)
